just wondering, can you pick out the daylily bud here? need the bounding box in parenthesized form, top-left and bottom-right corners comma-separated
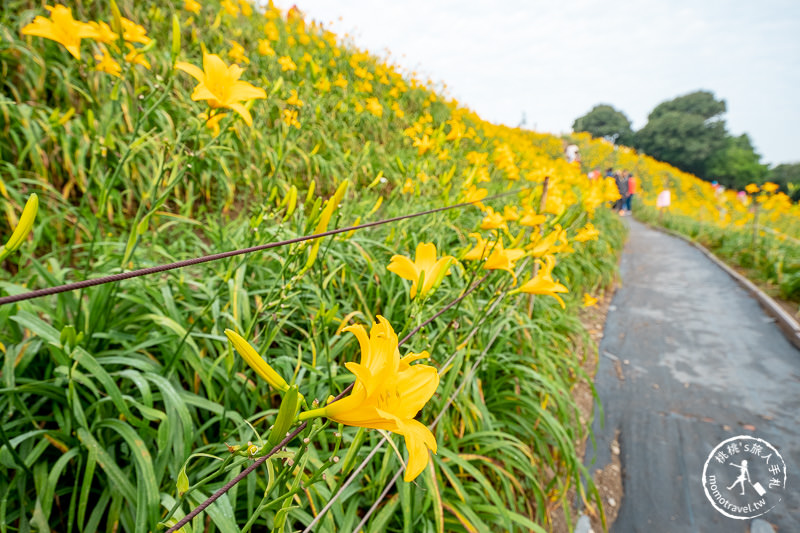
(225, 329, 289, 392)
(367, 196, 382, 216)
(266, 385, 300, 449)
(332, 179, 350, 207)
(283, 185, 297, 220)
(176, 467, 189, 495)
(304, 180, 316, 208)
(0, 193, 38, 261)
(170, 14, 181, 64)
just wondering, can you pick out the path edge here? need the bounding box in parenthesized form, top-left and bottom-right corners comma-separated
(640, 220, 800, 351)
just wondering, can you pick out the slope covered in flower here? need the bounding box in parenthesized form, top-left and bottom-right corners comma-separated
(2, 1, 625, 531)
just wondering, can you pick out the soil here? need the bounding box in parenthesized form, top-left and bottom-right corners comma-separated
(550, 284, 623, 533)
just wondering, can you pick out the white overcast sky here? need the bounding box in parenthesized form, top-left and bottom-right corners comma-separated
(275, 0, 800, 166)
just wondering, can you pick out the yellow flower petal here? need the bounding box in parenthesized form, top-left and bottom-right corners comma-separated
(226, 102, 253, 126)
(387, 255, 419, 282)
(175, 61, 205, 83)
(396, 417, 437, 482)
(228, 80, 267, 102)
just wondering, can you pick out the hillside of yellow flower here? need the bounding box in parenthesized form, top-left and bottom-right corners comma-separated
(1, 1, 631, 531)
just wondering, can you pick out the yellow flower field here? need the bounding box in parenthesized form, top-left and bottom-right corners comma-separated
(0, 1, 635, 531)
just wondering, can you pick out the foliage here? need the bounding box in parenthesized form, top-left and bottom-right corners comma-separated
(572, 104, 633, 146)
(577, 90, 779, 190)
(706, 133, 769, 189)
(0, 1, 626, 531)
(633, 90, 727, 178)
(647, 90, 726, 121)
(769, 163, 800, 201)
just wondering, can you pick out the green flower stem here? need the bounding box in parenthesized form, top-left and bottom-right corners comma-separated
(297, 407, 326, 422)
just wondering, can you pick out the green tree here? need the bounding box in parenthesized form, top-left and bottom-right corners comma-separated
(648, 90, 726, 121)
(572, 104, 634, 145)
(769, 163, 800, 200)
(634, 90, 727, 179)
(706, 134, 768, 189)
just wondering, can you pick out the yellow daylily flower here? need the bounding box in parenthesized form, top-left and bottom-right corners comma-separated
(120, 17, 151, 45)
(503, 205, 520, 222)
(21, 4, 96, 60)
(281, 109, 300, 129)
(286, 89, 303, 107)
(583, 293, 598, 307)
(257, 39, 275, 56)
(762, 182, 779, 193)
(574, 223, 599, 243)
(480, 236, 525, 281)
(462, 185, 488, 208)
(745, 183, 759, 194)
(512, 255, 569, 308)
(228, 40, 249, 64)
(124, 43, 150, 69)
(519, 209, 546, 227)
(0, 193, 38, 261)
(355, 80, 373, 93)
(445, 119, 465, 141)
(466, 151, 488, 166)
(462, 232, 496, 261)
(220, 0, 239, 16)
(175, 51, 266, 126)
(278, 55, 297, 72)
(365, 97, 383, 117)
(314, 77, 331, 92)
(480, 207, 507, 231)
(225, 329, 290, 393)
(387, 242, 456, 299)
(544, 193, 566, 215)
(476, 166, 491, 183)
(94, 48, 122, 77)
(87, 21, 117, 44)
(528, 224, 567, 257)
(299, 316, 439, 482)
(413, 135, 434, 156)
(391, 101, 404, 118)
(238, 0, 253, 16)
(200, 112, 227, 136)
(263, 20, 279, 40)
(184, 0, 202, 14)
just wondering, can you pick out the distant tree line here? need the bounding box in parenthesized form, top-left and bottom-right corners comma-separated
(572, 91, 799, 200)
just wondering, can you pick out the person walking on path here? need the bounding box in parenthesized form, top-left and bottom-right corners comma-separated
(623, 172, 637, 215)
(614, 171, 629, 215)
